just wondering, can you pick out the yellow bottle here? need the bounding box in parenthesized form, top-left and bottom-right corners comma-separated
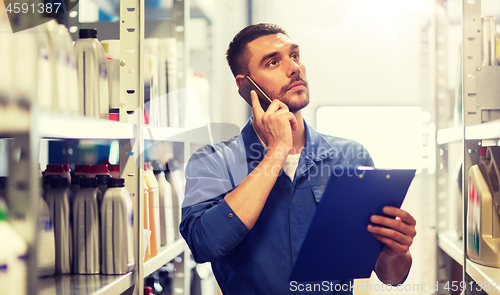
(144, 163, 160, 258)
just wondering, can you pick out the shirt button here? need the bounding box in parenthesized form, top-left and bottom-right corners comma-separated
(228, 213, 233, 218)
(306, 161, 311, 165)
(219, 199, 222, 203)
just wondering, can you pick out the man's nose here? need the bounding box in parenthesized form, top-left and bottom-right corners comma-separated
(286, 58, 301, 78)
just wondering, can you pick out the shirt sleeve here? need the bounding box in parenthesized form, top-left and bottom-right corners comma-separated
(179, 146, 250, 263)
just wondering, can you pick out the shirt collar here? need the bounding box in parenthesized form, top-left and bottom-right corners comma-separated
(239, 117, 337, 162)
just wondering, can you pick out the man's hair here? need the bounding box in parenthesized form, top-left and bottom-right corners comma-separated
(226, 23, 288, 77)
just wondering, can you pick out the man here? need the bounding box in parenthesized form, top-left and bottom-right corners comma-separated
(180, 23, 416, 294)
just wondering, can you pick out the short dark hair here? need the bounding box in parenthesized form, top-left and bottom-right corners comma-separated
(226, 23, 288, 77)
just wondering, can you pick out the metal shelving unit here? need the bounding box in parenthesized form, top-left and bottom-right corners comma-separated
(2, 0, 195, 294)
(435, 0, 500, 294)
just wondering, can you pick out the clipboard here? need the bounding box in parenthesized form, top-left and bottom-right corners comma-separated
(289, 167, 416, 282)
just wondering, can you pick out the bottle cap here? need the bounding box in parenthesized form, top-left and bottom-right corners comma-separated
(481, 146, 488, 156)
(90, 164, 109, 174)
(0, 177, 7, 190)
(96, 174, 111, 185)
(107, 178, 125, 188)
(74, 165, 91, 174)
(43, 174, 62, 185)
(152, 161, 165, 174)
(144, 287, 153, 295)
(71, 174, 86, 185)
(79, 28, 98, 39)
(80, 177, 97, 188)
(50, 177, 68, 188)
(46, 164, 64, 173)
(109, 164, 120, 172)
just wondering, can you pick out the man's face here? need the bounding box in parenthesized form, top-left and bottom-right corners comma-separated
(243, 33, 309, 113)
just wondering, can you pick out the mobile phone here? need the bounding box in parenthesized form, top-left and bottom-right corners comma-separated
(238, 76, 273, 111)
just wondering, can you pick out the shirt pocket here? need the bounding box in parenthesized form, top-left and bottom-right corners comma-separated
(310, 185, 326, 203)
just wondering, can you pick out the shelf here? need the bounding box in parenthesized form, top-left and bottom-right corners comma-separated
(437, 126, 463, 145)
(438, 232, 464, 266)
(38, 112, 135, 140)
(38, 272, 134, 295)
(143, 239, 185, 278)
(466, 259, 500, 295)
(466, 120, 500, 141)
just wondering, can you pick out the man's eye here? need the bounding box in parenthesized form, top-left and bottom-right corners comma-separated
(268, 60, 277, 66)
(291, 53, 299, 59)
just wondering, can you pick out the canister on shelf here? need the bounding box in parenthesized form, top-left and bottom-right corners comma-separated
(101, 178, 135, 274)
(73, 177, 101, 274)
(467, 146, 500, 267)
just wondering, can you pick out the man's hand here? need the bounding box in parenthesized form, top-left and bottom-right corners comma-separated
(367, 206, 416, 255)
(368, 206, 416, 285)
(250, 90, 297, 155)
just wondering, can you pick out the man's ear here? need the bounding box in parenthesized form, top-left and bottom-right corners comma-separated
(235, 75, 245, 88)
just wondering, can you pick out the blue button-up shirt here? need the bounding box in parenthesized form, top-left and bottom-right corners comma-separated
(180, 118, 374, 294)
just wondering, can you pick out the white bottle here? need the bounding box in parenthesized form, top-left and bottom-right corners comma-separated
(74, 28, 109, 119)
(101, 178, 135, 274)
(46, 20, 67, 114)
(11, 27, 37, 110)
(101, 40, 120, 120)
(96, 174, 110, 197)
(0, 199, 28, 295)
(38, 196, 56, 277)
(152, 161, 175, 246)
(45, 164, 71, 186)
(45, 177, 73, 274)
(73, 177, 101, 274)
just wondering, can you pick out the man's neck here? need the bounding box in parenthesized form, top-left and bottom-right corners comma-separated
(290, 111, 305, 154)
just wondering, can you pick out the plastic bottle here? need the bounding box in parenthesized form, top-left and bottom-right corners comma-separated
(74, 165, 92, 177)
(96, 174, 111, 196)
(45, 164, 71, 187)
(45, 178, 73, 274)
(42, 175, 62, 198)
(38, 195, 56, 277)
(89, 164, 111, 179)
(101, 40, 120, 120)
(70, 175, 87, 197)
(101, 178, 135, 274)
(11, 26, 38, 111)
(73, 177, 101, 274)
(165, 161, 181, 239)
(46, 20, 67, 114)
(74, 28, 109, 119)
(109, 164, 120, 178)
(144, 164, 160, 257)
(152, 161, 175, 246)
(0, 199, 28, 294)
(143, 179, 151, 262)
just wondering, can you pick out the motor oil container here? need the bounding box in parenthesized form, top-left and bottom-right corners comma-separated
(101, 40, 120, 120)
(101, 178, 135, 274)
(0, 199, 28, 294)
(45, 164, 71, 187)
(144, 164, 160, 258)
(74, 28, 109, 119)
(96, 174, 111, 197)
(89, 164, 111, 179)
(73, 177, 101, 274)
(38, 195, 56, 277)
(45, 177, 73, 274)
(468, 146, 500, 267)
(70, 175, 86, 197)
(152, 161, 174, 246)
